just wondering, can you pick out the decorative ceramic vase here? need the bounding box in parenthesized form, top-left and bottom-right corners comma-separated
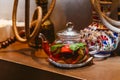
(84, 0, 120, 59)
(80, 22, 119, 59)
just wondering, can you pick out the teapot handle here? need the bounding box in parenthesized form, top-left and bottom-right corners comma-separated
(39, 33, 47, 42)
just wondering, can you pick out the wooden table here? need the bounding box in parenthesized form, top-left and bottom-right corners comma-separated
(0, 41, 120, 80)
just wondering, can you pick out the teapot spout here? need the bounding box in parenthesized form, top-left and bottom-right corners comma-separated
(39, 33, 51, 56)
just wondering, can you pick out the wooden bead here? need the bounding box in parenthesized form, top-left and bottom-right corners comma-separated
(1, 42, 7, 48)
(8, 38, 12, 44)
(5, 41, 9, 46)
(0, 30, 25, 49)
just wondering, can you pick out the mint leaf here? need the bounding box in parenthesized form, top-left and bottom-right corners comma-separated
(53, 48, 61, 55)
(50, 44, 63, 52)
(70, 44, 79, 51)
(70, 43, 86, 51)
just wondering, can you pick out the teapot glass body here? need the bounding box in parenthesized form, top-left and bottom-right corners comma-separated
(41, 22, 89, 64)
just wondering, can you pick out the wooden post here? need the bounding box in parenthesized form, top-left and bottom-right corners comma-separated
(25, 0, 30, 41)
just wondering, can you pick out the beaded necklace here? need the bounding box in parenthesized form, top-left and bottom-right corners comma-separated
(0, 30, 25, 49)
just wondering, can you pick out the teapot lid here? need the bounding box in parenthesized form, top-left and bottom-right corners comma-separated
(57, 22, 80, 39)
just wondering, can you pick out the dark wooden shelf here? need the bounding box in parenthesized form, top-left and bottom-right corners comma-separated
(0, 41, 120, 80)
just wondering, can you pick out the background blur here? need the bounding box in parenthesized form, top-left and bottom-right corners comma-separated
(0, 0, 119, 33)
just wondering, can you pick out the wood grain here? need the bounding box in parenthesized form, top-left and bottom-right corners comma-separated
(0, 41, 120, 80)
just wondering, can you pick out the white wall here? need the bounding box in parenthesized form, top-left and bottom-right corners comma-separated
(0, 0, 92, 33)
(0, 0, 14, 20)
(0, 0, 36, 21)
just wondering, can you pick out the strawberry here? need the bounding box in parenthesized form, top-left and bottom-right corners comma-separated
(61, 45, 72, 53)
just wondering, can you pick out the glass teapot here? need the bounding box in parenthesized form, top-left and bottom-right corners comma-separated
(39, 22, 93, 68)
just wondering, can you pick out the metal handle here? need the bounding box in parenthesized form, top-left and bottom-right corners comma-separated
(12, 0, 42, 42)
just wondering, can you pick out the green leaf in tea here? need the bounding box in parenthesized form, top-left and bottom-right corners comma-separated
(70, 43, 86, 51)
(50, 44, 63, 52)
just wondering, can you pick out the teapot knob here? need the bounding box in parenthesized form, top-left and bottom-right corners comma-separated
(66, 22, 74, 32)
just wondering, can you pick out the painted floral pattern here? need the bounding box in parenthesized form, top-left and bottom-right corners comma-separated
(79, 22, 119, 58)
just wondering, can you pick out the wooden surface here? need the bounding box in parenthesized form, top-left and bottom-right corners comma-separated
(0, 41, 120, 80)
